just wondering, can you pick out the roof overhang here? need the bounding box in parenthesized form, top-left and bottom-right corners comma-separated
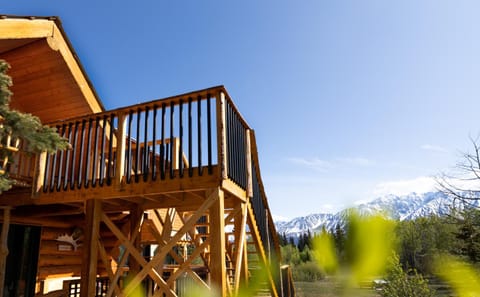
(0, 16, 104, 123)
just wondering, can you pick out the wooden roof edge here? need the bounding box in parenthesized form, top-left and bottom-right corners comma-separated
(0, 15, 106, 113)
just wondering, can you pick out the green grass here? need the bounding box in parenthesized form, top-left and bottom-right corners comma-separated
(294, 278, 379, 297)
(294, 277, 453, 297)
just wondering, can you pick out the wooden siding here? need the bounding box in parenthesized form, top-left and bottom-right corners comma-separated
(4, 39, 96, 123)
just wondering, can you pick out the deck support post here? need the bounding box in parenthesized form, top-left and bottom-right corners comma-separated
(233, 202, 249, 294)
(209, 187, 227, 296)
(80, 199, 102, 297)
(129, 205, 144, 275)
(0, 207, 11, 297)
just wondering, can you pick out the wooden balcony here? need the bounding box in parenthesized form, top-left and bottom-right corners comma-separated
(3, 86, 251, 207)
(0, 85, 294, 297)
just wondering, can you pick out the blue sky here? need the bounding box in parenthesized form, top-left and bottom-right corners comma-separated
(3, 1, 480, 219)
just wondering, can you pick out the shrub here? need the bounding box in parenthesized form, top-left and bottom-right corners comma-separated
(292, 261, 325, 282)
(381, 253, 434, 297)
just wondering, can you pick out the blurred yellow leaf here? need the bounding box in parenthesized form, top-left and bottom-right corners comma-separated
(434, 254, 480, 297)
(346, 211, 396, 284)
(313, 229, 338, 274)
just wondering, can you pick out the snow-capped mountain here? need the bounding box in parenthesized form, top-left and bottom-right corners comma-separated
(275, 213, 335, 235)
(275, 191, 458, 238)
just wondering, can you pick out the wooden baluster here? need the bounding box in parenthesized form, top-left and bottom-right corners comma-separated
(152, 105, 157, 181)
(77, 120, 86, 189)
(126, 111, 133, 184)
(169, 102, 175, 179)
(207, 94, 213, 174)
(106, 114, 115, 186)
(188, 97, 193, 177)
(91, 118, 99, 188)
(143, 107, 149, 181)
(69, 121, 79, 190)
(197, 95, 203, 176)
(179, 100, 184, 177)
(84, 118, 93, 188)
(135, 109, 141, 183)
(99, 115, 107, 186)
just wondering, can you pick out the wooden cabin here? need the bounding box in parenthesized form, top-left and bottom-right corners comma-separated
(0, 16, 295, 297)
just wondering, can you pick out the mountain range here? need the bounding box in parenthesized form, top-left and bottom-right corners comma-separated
(274, 191, 463, 238)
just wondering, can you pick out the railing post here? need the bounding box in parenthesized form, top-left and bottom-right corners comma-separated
(246, 130, 253, 198)
(172, 137, 180, 170)
(32, 151, 47, 197)
(216, 91, 228, 180)
(115, 113, 126, 187)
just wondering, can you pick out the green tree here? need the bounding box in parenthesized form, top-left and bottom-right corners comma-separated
(381, 253, 435, 297)
(450, 207, 480, 263)
(281, 244, 301, 266)
(332, 223, 346, 262)
(0, 60, 68, 192)
(396, 215, 456, 273)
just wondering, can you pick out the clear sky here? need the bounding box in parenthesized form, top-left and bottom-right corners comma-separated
(3, 1, 480, 219)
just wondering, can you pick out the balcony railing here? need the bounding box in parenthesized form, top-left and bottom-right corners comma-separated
(40, 88, 219, 193)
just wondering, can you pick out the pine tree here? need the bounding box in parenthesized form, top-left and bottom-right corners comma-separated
(452, 207, 480, 263)
(0, 60, 68, 192)
(333, 223, 346, 262)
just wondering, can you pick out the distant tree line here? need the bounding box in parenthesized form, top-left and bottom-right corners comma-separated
(278, 206, 480, 288)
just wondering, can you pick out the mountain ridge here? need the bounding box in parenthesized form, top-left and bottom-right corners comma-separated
(275, 191, 456, 238)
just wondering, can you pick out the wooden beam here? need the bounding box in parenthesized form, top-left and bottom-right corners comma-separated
(122, 190, 219, 296)
(104, 212, 143, 297)
(223, 204, 241, 226)
(97, 241, 123, 297)
(0, 18, 53, 39)
(19, 166, 220, 205)
(233, 202, 248, 294)
(209, 188, 227, 296)
(50, 23, 103, 113)
(101, 212, 175, 297)
(166, 238, 211, 286)
(222, 179, 247, 202)
(129, 205, 144, 275)
(0, 207, 11, 297)
(80, 199, 102, 297)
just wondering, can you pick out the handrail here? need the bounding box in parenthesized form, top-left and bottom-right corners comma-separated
(247, 130, 286, 297)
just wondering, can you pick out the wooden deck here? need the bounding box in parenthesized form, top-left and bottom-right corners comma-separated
(0, 86, 294, 297)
